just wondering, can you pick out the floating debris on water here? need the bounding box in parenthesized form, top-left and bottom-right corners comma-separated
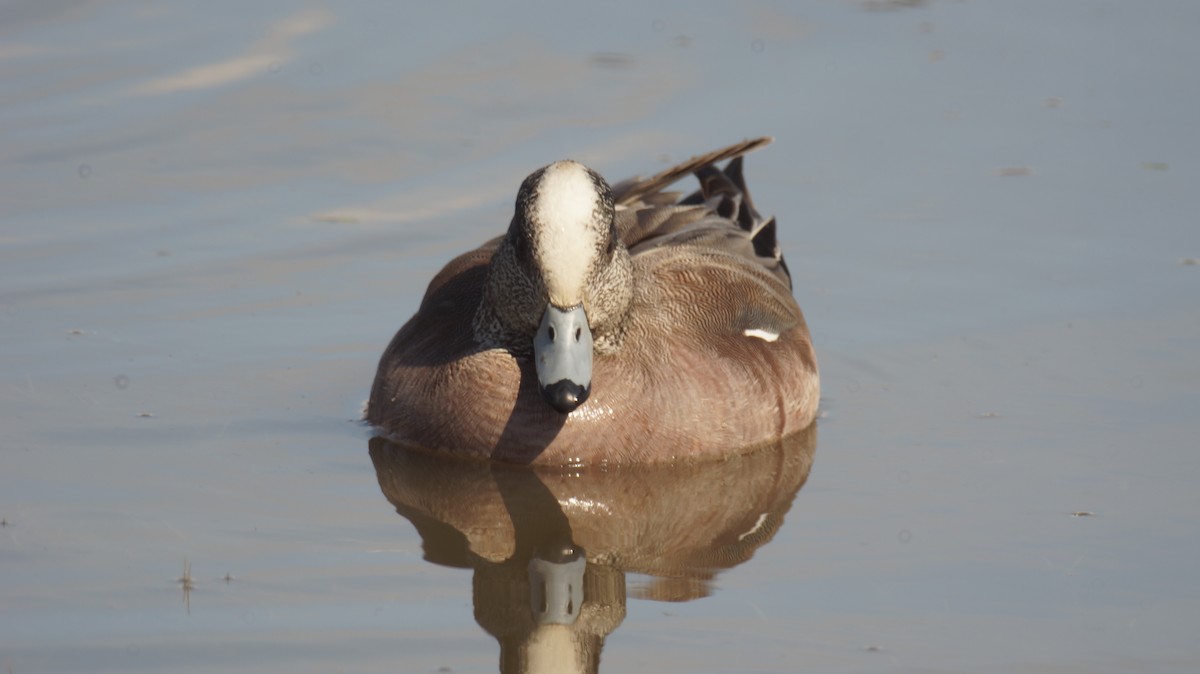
(179, 559, 195, 614)
(312, 213, 360, 224)
(861, 0, 932, 10)
(996, 166, 1033, 177)
(589, 52, 634, 69)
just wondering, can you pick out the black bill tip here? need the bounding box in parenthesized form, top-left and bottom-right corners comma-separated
(541, 380, 590, 414)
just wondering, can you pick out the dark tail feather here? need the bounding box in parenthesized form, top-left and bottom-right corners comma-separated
(677, 155, 789, 285)
(615, 136, 791, 289)
(613, 137, 773, 206)
(756, 216, 791, 290)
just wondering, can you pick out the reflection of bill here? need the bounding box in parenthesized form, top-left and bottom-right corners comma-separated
(369, 424, 816, 673)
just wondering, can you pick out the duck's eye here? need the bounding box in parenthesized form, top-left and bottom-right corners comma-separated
(511, 233, 537, 275)
(548, 325, 556, 342)
(574, 327, 582, 341)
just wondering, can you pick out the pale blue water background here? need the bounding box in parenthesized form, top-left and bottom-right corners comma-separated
(2, 1, 1199, 672)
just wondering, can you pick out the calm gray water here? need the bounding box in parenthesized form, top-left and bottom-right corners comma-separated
(3, 2, 1199, 672)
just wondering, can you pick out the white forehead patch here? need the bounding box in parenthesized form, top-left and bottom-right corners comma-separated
(533, 161, 602, 307)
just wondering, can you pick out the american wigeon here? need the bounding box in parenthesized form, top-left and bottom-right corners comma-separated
(367, 138, 819, 464)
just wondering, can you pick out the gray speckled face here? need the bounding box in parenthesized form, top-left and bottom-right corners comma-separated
(477, 160, 634, 413)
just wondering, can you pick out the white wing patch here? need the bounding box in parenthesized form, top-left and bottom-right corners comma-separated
(534, 161, 601, 307)
(738, 512, 770, 541)
(743, 328, 779, 342)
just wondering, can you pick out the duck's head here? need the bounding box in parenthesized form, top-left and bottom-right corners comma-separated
(478, 160, 634, 415)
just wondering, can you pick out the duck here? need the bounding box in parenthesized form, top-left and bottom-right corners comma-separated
(367, 137, 819, 464)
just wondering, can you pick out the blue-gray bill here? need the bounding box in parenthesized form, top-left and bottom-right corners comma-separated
(533, 304, 593, 414)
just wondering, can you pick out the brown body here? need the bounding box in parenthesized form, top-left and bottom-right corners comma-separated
(367, 139, 819, 464)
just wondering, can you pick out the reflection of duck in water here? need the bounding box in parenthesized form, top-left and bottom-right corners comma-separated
(367, 138, 818, 464)
(369, 424, 816, 673)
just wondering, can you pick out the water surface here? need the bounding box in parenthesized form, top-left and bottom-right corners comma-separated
(3, 2, 1199, 672)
